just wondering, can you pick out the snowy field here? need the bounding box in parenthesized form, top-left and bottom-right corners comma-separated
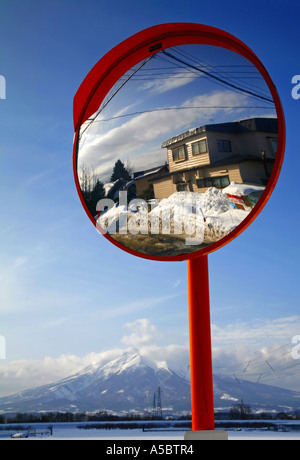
(1, 422, 299, 441)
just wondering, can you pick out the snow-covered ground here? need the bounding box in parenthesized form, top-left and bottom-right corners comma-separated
(97, 185, 258, 247)
(222, 182, 265, 197)
(149, 188, 247, 244)
(2, 422, 299, 440)
(3, 429, 300, 441)
(49, 431, 300, 441)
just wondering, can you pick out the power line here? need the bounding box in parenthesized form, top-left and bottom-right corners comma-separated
(155, 52, 272, 107)
(240, 361, 300, 387)
(170, 46, 269, 98)
(213, 341, 300, 389)
(88, 105, 274, 123)
(124, 64, 259, 71)
(243, 361, 252, 373)
(213, 342, 291, 376)
(265, 360, 276, 373)
(79, 55, 154, 139)
(167, 47, 271, 98)
(162, 49, 274, 104)
(99, 56, 154, 114)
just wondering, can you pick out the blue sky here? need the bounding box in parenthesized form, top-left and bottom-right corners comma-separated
(78, 43, 275, 182)
(0, 0, 300, 398)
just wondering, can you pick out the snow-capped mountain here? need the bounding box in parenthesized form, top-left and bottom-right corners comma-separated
(213, 374, 300, 413)
(0, 350, 299, 415)
(0, 350, 190, 414)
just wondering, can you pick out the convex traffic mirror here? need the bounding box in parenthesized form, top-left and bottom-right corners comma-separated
(73, 24, 285, 261)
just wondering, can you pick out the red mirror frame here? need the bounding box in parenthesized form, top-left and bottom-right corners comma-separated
(72, 23, 285, 262)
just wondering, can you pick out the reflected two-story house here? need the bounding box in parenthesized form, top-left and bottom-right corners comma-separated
(150, 117, 278, 201)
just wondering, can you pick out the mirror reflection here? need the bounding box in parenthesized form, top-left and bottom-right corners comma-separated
(76, 44, 278, 257)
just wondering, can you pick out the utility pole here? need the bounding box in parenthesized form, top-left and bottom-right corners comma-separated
(157, 386, 162, 420)
(152, 386, 163, 419)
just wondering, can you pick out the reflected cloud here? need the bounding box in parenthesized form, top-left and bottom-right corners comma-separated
(139, 68, 200, 94)
(76, 43, 278, 258)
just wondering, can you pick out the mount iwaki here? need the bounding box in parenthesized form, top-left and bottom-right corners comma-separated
(0, 350, 299, 415)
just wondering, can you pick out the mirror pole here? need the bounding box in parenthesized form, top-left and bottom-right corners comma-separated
(187, 255, 215, 431)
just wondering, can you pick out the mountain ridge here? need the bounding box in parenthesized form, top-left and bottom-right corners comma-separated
(0, 350, 299, 415)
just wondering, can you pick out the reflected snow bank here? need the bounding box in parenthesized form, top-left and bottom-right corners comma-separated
(97, 186, 256, 247)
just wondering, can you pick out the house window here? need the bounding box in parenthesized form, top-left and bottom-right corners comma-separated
(217, 140, 231, 152)
(192, 139, 207, 155)
(204, 177, 213, 187)
(271, 137, 278, 153)
(212, 176, 230, 187)
(172, 146, 186, 162)
(176, 183, 189, 192)
(196, 175, 230, 188)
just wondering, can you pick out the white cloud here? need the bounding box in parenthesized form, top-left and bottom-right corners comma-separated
(121, 318, 159, 346)
(1, 315, 299, 398)
(78, 90, 253, 177)
(172, 279, 182, 288)
(0, 349, 123, 398)
(101, 293, 180, 319)
(210, 316, 300, 391)
(139, 69, 199, 94)
(212, 341, 299, 391)
(211, 315, 300, 346)
(139, 343, 190, 377)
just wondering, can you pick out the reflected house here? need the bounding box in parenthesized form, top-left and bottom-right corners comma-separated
(150, 117, 278, 201)
(134, 164, 169, 198)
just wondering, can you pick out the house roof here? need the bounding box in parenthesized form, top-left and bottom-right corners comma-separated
(161, 117, 278, 148)
(133, 164, 168, 180)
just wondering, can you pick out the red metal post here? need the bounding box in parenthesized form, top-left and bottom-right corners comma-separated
(187, 255, 215, 431)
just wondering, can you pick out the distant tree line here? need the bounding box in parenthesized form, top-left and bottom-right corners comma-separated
(0, 411, 164, 424)
(1, 405, 299, 424)
(218, 399, 300, 421)
(229, 399, 252, 420)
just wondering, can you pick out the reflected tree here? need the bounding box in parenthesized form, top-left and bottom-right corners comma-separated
(79, 164, 105, 218)
(110, 159, 131, 182)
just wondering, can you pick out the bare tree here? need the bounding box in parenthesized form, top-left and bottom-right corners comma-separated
(78, 164, 104, 218)
(78, 164, 97, 200)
